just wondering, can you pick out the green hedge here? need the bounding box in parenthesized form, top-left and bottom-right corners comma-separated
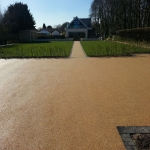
(37, 35, 66, 39)
(117, 28, 150, 42)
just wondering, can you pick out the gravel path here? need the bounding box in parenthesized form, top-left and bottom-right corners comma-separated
(0, 45, 150, 149)
(71, 41, 86, 58)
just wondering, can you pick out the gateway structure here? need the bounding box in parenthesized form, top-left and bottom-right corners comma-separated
(66, 16, 92, 39)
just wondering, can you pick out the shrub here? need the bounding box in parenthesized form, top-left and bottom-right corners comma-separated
(117, 28, 150, 42)
(37, 35, 66, 39)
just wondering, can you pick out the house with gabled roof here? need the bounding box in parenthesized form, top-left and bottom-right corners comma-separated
(38, 29, 50, 35)
(51, 29, 61, 36)
(38, 29, 61, 36)
(65, 16, 92, 39)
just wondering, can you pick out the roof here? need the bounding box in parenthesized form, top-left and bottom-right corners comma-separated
(66, 16, 92, 29)
(39, 28, 61, 33)
(50, 29, 61, 33)
(38, 29, 50, 34)
(80, 18, 92, 28)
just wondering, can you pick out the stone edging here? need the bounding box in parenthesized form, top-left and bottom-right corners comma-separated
(117, 126, 150, 150)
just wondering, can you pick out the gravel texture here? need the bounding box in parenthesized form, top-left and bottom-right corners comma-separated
(0, 42, 150, 149)
(131, 134, 150, 149)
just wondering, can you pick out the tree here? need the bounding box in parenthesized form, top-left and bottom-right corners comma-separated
(43, 23, 46, 29)
(60, 22, 69, 32)
(2, 2, 35, 33)
(53, 24, 61, 30)
(0, 6, 3, 42)
(47, 25, 52, 29)
(0, 7, 2, 25)
(89, 0, 150, 37)
(38, 27, 42, 30)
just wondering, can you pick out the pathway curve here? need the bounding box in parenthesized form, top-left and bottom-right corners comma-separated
(71, 41, 86, 58)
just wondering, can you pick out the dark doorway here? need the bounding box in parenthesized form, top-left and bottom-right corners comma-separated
(69, 32, 85, 40)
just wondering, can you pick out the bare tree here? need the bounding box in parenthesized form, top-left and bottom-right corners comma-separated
(53, 24, 61, 30)
(89, 0, 150, 37)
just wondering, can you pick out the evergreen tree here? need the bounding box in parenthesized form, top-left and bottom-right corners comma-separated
(2, 2, 35, 33)
(0, 6, 4, 34)
(43, 23, 46, 29)
(47, 25, 52, 29)
(0, 7, 2, 24)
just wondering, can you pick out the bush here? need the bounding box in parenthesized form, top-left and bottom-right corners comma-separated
(117, 28, 150, 42)
(37, 35, 66, 39)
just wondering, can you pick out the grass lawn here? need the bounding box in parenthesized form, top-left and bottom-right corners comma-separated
(0, 41, 73, 58)
(81, 41, 150, 57)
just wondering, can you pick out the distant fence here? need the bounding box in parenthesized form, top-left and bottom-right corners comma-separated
(0, 33, 18, 44)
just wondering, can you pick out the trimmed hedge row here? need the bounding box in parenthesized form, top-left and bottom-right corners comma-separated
(37, 35, 66, 39)
(117, 28, 150, 42)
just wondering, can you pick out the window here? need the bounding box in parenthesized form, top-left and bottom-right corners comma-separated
(74, 19, 80, 28)
(68, 18, 86, 29)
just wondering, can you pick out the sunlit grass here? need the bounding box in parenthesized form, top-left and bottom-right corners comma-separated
(0, 41, 73, 58)
(81, 41, 150, 57)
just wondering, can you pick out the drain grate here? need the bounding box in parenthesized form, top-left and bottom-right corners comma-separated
(117, 126, 150, 150)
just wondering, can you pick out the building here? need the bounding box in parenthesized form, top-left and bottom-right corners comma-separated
(38, 29, 61, 36)
(38, 29, 50, 35)
(19, 30, 38, 42)
(51, 29, 61, 36)
(65, 16, 92, 39)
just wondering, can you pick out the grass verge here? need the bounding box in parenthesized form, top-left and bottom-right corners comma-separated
(81, 41, 150, 57)
(0, 41, 73, 58)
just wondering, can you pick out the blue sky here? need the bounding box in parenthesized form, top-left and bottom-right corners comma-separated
(0, 0, 93, 29)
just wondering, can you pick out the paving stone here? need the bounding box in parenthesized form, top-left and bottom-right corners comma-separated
(117, 126, 129, 134)
(144, 126, 150, 132)
(125, 145, 137, 150)
(121, 134, 131, 138)
(118, 126, 150, 150)
(123, 141, 136, 146)
(136, 127, 150, 133)
(122, 137, 133, 142)
(127, 127, 138, 133)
